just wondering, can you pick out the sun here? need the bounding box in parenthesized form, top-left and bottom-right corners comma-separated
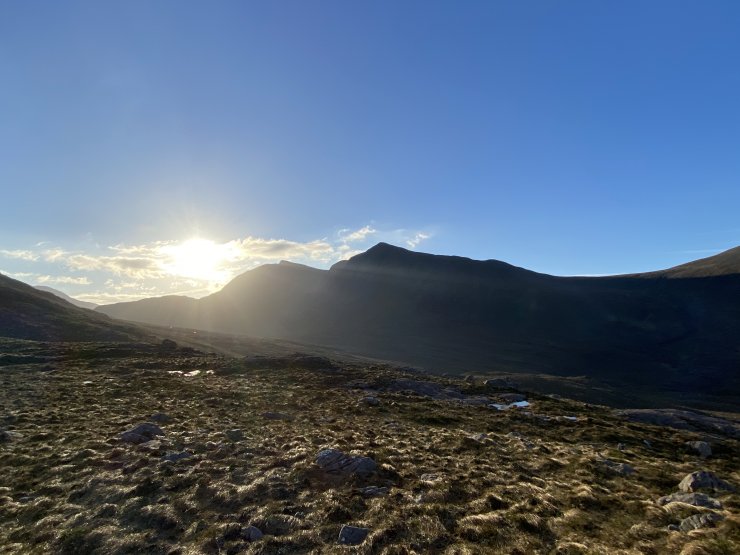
(161, 238, 233, 282)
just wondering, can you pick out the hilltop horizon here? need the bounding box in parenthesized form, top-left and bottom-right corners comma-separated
(5, 240, 740, 306)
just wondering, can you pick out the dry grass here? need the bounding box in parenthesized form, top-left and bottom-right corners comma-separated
(0, 338, 738, 554)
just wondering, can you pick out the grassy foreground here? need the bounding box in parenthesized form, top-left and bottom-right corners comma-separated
(0, 339, 738, 554)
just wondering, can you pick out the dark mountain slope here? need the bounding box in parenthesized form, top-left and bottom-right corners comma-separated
(35, 285, 98, 309)
(0, 273, 146, 342)
(97, 243, 740, 400)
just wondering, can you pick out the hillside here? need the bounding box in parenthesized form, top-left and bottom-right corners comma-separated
(97, 243, 740, 407)
(0, 273, 147, 342)
(0, 340, 738, 553)
(35, 285, 98, 309)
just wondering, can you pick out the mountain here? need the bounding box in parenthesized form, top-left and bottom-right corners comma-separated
(97, 243, 740, 404)
(0, 273, 146, 342)
(637, 246, 740, 278)
(35, 285, 98, 309)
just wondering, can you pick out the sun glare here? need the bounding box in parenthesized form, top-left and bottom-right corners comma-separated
(162, 238, 233, 283)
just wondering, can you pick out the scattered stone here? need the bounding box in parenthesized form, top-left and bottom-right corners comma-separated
(679, 512, 724, 532)
(617, 443, 626, 451)
(360, 486, 389, 497)
(602, 459, 635, 476)
(120, 423, 165, 444)
(262, 412, 294, 421)
(338, 525, 369, 545)
(316, 449, 377, 477)
(420, 473, 442, 483)
(667, 524, 680, 532)
(241, 525, 263, 542)
(657, 492, 722, 509)
(150, 413, 172, 424)
(685, 441, 711, 459)
(679, 471, 734, 493)
(359, 396, 380, 406)
(619, 409, 740, 439)
(225, 429, 244, 441)
(162, 451, 191, 463)
(205, 441, 221, 451)
(0, 429, 12, 443)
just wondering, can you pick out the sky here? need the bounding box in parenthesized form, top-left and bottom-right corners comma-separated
(1, 1, 739, 304)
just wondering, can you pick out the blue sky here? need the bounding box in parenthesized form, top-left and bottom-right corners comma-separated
(1, 1, 739, 303)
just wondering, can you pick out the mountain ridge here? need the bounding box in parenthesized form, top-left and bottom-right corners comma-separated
(94, 243, 740, 406)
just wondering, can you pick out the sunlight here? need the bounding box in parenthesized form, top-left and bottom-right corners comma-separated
(161, 238, 234, 282)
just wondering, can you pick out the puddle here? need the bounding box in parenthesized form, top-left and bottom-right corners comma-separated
(489, 400, 530, 411)
(167, 370, 202, 377)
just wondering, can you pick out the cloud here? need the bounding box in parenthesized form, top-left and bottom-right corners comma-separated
(0, 249, 39, 261)
(406, 232, 431, 249)
(339, 226, 377, 243)
(2, 223, 433, 302)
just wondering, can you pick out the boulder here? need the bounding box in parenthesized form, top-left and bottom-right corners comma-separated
(685, 441, 711, 459)
(162, 451, 191, 463)
(360, 486, 388, 497)
(315, 449, 377, 477)
(241, 525, 263, 541)
(338, 525, 369, 545)
(120, 423, 165, 444)
(679, 471, 734, 493)
(678, 512, 724, 532)
(359, 396, 380, 406)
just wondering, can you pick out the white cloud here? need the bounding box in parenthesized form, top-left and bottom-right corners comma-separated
(2, 223, 433, 302)
(339, 225, 377, 243)
(0, 249, 39, 261)
(406, 232, 431, 249)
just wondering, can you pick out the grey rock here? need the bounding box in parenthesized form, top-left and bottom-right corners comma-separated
(657, 492, 722, 509)
(679, 471, 734, 493)
(225, 429, 244, 441)
(241, 525, 263, 541)
(619, 409, 740, 439)
(360, 486, 388, 497)
(338, 525, 369, 545)
(602, 459, 635, 476)
(667, 524, 680, 532)
(0, 429, 12, 443)
(120, 423, 165, 444)
(420, 473, 442, 483)
(162, 451, 191, 463)
(685, 441, 711, 459)
(359, 396, 380, 406)
(679, 512, 724, 532)
(315, 449, 377, 476)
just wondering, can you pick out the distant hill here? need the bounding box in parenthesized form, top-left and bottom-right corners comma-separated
(97, 243, 740, 402)
(634, 246, 740, 278)
(35, 285, 98, 309)
(0, 273, 147, 342)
